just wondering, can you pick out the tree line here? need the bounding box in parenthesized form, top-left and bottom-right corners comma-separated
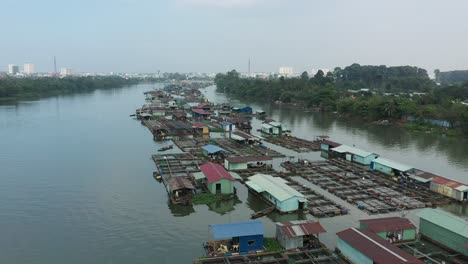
(0, 76, 139, 100)
(215, 64, 468, 134)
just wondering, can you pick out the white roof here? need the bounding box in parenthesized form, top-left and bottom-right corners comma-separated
(269, 121, 282, 127)
(331, 145, 374, 158)
(246, 174, 305, 202)
(372, 157, 413, 172)
(261, 123, 273, 129)
(455, 185, 468, 192)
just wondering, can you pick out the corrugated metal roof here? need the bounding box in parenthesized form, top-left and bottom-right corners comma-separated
(455, 185, 468, 191)
(232, 130, 258, 140)
(202, 145, 228, 154)
(229, 172, 242, 180)
(431, 176, 465, 188)
(337, 228, 423, 264)
(210, 220, 265, 239)
(276, 220, 326, 238)
(226, 156, 272, 164)
(321, 140, 341, 148)
(200, 162, 235, 183)
(261, 123, 273, 129)
(192, 172, 206, 181)
(372, 157, 412, 172)
(418, 209, 468, 238)
(192, 108, 211, 115)
(246, 174, 305, 202)
(360, 217, 416, 233)
(269, 121, 282, 127)
(245, 181, 264, 192)
(331, 145, 374, 158)
(166, 177, 195, 191)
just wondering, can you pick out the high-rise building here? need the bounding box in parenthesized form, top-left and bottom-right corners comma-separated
(60, 68, 73, 76)
(279, 67, 293, 76)
(8, 64, 19, 75)
(23, 63, 35, 75)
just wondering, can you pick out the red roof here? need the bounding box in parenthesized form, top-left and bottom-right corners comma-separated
(192, 108, 211, 115)
(337, 228, 423, 264)
(431, 176, 464, 188)
(277, 220, 326, 238)
(192, 122, 206, 128)
(360, 217, 416, 233)
(197, 103, 211, 108)
(226, 156, 272, 164)
(200, 162, 235, 183)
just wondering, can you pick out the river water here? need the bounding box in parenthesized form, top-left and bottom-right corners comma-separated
(0, 84, 466, 264)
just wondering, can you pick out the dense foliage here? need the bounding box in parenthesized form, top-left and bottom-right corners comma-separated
(215, 65, 468, 134)
(436, 70, 468, 85)
(0, 76, 139, 100)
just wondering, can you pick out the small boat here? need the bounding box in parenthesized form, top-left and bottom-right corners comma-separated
(129, 114, 136, 117)
(158, 145, 173, 152)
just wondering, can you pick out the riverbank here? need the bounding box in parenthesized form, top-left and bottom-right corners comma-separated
(0, 76, 140, 102)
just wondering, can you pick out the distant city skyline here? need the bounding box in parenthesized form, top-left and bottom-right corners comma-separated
(2, 0, 468, 74)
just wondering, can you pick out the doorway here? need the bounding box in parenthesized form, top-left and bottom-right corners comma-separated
(216, 183, 221, 194)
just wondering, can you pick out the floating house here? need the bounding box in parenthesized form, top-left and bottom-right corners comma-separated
(418, 209, 468, 256)
(165, 177, 195, 205)
(320, 139, 341, 152)
(229, 130, 261, 144)
(430, 176, 468, 201)
(220, 121, 234, 132)
(246, 174, 306, 213)
(224, 156, 272, 171)
(192, 108, 211, 119)
(208, 220, 265, 255)
(276, 220, 326, 250)
(404, 169, 436, 186)
(193, 122, 209, 135)
(359, 217, 417, 243)
(330, 145, 378, 166)
(370, 157, 413, 176)
(336, 228, 424, 264)
(200, 162, 235, 194)
(261, 121, 285, 135)
(229, 117, 252, 131)
(202, 144, 228, 160)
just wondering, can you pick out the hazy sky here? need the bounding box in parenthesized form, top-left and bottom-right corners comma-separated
(2, 0, 468, 73)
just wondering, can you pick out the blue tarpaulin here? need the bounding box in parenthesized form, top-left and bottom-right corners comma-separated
(210, 220, 265, 239)
(202, 145, 228, 154)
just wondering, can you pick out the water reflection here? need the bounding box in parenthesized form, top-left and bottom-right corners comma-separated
(167, 200, 195, 217)
(206, 198, 241, 215)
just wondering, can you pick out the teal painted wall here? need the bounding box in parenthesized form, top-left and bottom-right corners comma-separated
(337, 238, 373, 264)
(360, 224, 416, 241)
(372, 162, 393, 175)
(260, 193, 303, 212)
(320, 143, 329, 151)
(207, 179, 233, 194)
(420, 219, 468, 256)
(224, 160, 247, 170)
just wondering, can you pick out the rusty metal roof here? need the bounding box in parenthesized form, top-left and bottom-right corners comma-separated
(360, 217, 416, 233)
(226, 156, 272, 164)
(276, 220, 326, 238)
(337, 228, 423, 264)
(166, 177, 195, 191)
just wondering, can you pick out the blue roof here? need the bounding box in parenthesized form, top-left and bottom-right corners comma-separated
(220, 121, 232, 126)
(210, 220, 265, 239)
(202, 145, 228, 154)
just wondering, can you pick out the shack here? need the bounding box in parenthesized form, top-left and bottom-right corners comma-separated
(246, 174, 306, 213)
(370, 157, 413, 176)
(193, 122, 209, 135)
(229, 117, 252, 131)
(202, 144, 228, 160)
(165, 177, 195, 205)
(336, 228, 423, 264)
(430, 176, 468, 201)
(359, 217, 417, 243)
(418, 208, 468, 256)
(320, 139, 341, 152)
(220, 121, 234, 132)
(224, 156, 272, 171)
(207, 220, 265, 255)
(230, 130, 261, 144)
(192, 108, 211, 119)
(331, 145, 378, 166)
(404, 169, 436, 186)
(199, 162, 235, 194)
(276, 220, 326, 250)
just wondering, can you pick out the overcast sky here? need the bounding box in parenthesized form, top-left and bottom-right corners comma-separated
(2, 0, 468, 74)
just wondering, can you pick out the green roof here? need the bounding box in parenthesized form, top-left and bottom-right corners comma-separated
(418, 209, 468, 238)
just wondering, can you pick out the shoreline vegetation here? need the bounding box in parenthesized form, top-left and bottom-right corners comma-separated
(0, 76, 141, 102)
(214, 64, 468, 136)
